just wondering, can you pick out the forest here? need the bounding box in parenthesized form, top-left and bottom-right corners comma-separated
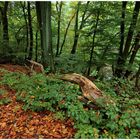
(0, 1, 140, 139)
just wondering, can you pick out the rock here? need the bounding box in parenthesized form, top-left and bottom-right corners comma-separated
(98, 64, 113, 81)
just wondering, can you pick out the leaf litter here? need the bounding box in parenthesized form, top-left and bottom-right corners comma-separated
(0, 64, 76, 138)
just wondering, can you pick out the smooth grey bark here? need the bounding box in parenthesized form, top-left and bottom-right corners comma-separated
(40, 2, 55, 72)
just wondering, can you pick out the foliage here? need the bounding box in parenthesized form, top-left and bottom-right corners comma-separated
(0, 97, 11, 105)
(55, 53, 87, 74)
(53, 111, 66, 121)
(0, 1, 140, 138)
(74, 124, 99, 139)
(0, 88, 12, 105)
(0, 69, 139, 138)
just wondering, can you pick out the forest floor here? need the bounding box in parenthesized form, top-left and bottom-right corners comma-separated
(0, 64, 75, 138)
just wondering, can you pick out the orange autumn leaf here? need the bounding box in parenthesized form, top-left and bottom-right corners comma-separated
(0, 122, 7, 128)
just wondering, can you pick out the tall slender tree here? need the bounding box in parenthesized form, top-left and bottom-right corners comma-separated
(119, 2, 127, 58)
(55, 2, 63, 56)
(59, 12, 76, 55)
(115, 1, 140, 77)
(27, 2, 33, 60)
(21, 2, 29, 60)
(87, 10, 100, 75)
(135, 63, 140, 89)
(123, 2, 140, 60)
(115, 1, 127, 77)
(71, 2, 90, 54)
(125, 31, 140, 77)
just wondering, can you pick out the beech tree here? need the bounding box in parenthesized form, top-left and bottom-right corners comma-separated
(59, 12, 76, 55)
(0, 2, 12, 63)
(20, 2, 29, 60)
(125, 31, 140, 77)
(0, 1, 139, 80)
(27, 2, 33, 60)
(55, 1, 63, 56)
(71, 2, 90, 54)
(87, 9, 100, 75)
(36, 2, 55, 72)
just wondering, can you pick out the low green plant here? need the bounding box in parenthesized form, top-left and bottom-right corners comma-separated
(0, 98, 11, 105)
(53, 111, 66, 121)
(90, 69, 98, 77)
(74, 124, 99, 138)
(0, 89, 6, 95)
(0, 69, 139, 138)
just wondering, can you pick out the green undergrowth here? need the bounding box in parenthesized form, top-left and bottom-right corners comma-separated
(0, 89, 12, 105)
(0, 69, 140, 138)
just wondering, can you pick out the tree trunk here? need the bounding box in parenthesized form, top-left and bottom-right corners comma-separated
(35, 2, 41, 29)
(0, 2, 9, 45)
(21, 2, 29, 60)
(115, 2, 140, 77)
(71, 2, 89, 54)
(61, 73, 115, 108)
(35, 2, 43, 62)
(115, 2, 127, 77)
(59, 12, 76, 55)
(125, 31, 140, 77)
(55, 2, 62, 56)
(27, 2, 33, 60)
(46, 2, 55, 72)
(0, 2, 13, 63)
(129, 45, 140, 65)
(123, 2, 140, 60)
(119, 2, 127, 56)
(87, 10, 100, 76)
(71, 2, 80, 54)
(35, 30, 38, 62)
(61, 73, 103, 103)
(40, 2, 55, 72)
(135, 63, 140, 89)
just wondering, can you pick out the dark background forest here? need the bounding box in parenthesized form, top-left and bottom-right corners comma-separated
(0, 1, 140, 139)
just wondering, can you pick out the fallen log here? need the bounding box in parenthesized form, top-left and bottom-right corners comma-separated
(60, 73, 104, 103)
(78, 96, 100, 110)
